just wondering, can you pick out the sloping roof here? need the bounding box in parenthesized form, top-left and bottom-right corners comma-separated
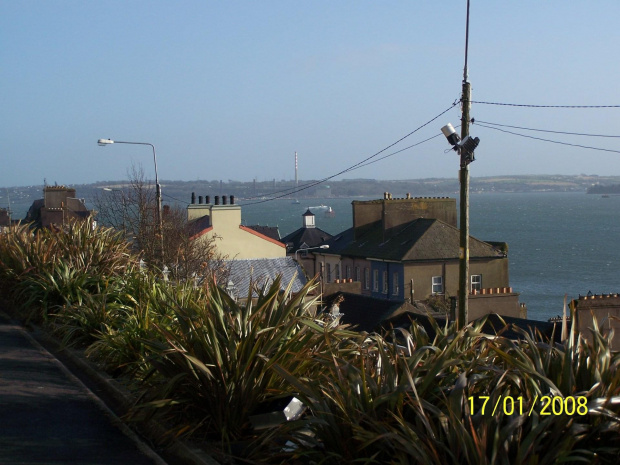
(324, 218, 503, 262)
(188, 216, 212, 239)
(323, 292, 417, 332)
(281, 226, 332, 251)
(225, 257, 307, 299)
(246, 225, 281, 241)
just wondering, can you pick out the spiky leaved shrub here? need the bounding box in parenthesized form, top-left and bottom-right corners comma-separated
(84, 271, 190, 379)
(132, 276, 358, 448)
(0, 221, 133, 321)
(260, 316, 620, 465)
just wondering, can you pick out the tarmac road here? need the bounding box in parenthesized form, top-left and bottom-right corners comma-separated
(0, 314, 168, 465)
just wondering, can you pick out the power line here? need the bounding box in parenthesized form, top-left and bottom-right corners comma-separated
(475, 120, 620, 138)
(241, 102, 459, 206)
(162, 192, 187, 204)
(471, 100, 620, 108)
(475, 122, 620, 155)
(355, 133, 444, 169)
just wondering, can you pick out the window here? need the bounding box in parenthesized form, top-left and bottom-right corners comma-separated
(432, 276, 444, 295)
(364, 268, 370, 289)
(335, 264, 340, 281)
(393, 272, 399, 295)
(373, 270, 379, 292)
(326, 263, 332, 283)
(471, 275, 482, 292)
(382, 271, 388, 294)
(356, 266, 361, 283)
(346, 265, 351, 280)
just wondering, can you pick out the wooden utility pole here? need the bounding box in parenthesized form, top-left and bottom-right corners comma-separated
(459, 80, 471, 327)
(458, 0, 472, 327)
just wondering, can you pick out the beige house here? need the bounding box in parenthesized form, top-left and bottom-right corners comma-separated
(188, 194, 285, 259)
(319, 194, 522, 322)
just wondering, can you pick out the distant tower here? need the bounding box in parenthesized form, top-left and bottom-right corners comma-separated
(295, 152, 298, 189)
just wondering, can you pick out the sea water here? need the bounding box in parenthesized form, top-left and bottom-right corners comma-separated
(240, 192, 620, 322)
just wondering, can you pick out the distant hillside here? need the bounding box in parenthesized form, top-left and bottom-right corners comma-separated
(4, 174, 620, 219)
(586, 183, 620, 194)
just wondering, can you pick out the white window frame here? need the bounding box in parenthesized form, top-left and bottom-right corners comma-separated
(326, 263, 332, 283)
(346, 265, 351, 280)
(373, 270, 379, 292)
(432, 276, 444, 295)
(335, 264, 340, 281)
(356, 266, 361, 283)
(364, 268, 370, 289)
(471, 274, 482, 292)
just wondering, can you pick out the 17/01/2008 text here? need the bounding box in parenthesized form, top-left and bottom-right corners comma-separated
(467, 395, 588, 416)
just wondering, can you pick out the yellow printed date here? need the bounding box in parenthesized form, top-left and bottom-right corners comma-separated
(467, 395, 588, 416)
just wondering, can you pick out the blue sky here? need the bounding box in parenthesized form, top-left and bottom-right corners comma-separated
(2, 1, 620, 187)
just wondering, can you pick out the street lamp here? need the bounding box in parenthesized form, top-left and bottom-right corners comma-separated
(97, 139, 164, 266)
(294, 244, 329, 261)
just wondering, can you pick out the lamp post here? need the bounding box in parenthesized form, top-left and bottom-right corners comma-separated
(294, 244, 330, 262)
(97, 139, 164, 266)
(295, 245, 330, 300)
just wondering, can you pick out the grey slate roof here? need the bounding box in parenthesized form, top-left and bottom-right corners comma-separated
(281, 226, 332, 252)
(245, 225, 281, 241)
(224, 257, 307, 299)
(325, 218, 504, 262)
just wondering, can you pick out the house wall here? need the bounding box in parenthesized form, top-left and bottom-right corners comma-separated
(468, 293, 521, 320)
(352, 202, 382, 239)
(382, 197, 457, 232)
(369, 261, 404, 300)
(187, 204, 211, 221)
(352, 196, 457, 240)
(44, 187, 76, 209)
(575, 295, 620, 351)
(402, 257, 510, 301)
(193, 204, 285, 259)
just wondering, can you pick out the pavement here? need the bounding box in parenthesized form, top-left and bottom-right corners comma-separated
(0, 312, 175, 465)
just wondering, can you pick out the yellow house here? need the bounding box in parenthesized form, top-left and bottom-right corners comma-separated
(188, 194, 285, 259)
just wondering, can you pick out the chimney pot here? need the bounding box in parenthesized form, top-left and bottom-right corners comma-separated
(206, 195, 210, 204)
(230, 195, 235, 205)
(215, 196, 220, 205)
(223, 195, 228, 205)
(198, 195, 203, 204)
(191, 192, 196, 204)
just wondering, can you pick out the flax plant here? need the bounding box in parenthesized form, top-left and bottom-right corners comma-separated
(0, 221, 132, 321)
(133, 277, 346, 447)
(259, 315, 620, 464)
